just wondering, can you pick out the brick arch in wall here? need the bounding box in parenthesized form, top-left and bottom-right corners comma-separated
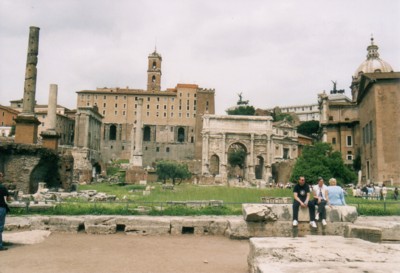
(29, 157, 60, 193)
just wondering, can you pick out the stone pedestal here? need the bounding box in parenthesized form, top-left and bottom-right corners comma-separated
(41, 130, 60, 150)
(126, 167, 147, 184)
(14, 115, 41, 144)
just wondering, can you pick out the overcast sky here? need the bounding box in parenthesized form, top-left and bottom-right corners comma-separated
(1, 0, 399, 114)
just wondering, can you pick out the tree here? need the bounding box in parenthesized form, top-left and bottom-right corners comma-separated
(228, 149, 246, 168)
(156, 161, 191, 184)
(226, 105, 255, 116)
(297, 120, 320, 137)
(290, 142, 357, 185)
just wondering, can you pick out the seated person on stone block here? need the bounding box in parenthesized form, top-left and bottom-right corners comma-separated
(292, 176, 316, 228)
(327, 178, 346, 206)
(312, 177, 329, 226)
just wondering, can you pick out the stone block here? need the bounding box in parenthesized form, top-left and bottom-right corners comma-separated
(226, 218, 250, 239)
(47, 216, 84, 233)
(344, 224, 382, 243)
(84, 216, 117, 234)
(248, 236, 400, 273)
(354, 216, 400, 241)
(170, 217, 228, 236)
(242, 204, 278, 222)
(121, 217, 171, 235)
(4, 216, 31, 231)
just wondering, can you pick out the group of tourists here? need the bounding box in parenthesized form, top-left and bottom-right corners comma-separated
(354, 184, 397, 201)
(292, 176, 346, 228)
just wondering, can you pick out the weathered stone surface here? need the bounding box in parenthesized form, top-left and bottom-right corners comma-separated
(84, 216, 117, 234)
(4, 217, 31, 231)
(170, 216, 229, 235)
(117, 217, 171, 235)
(242, 204, 278, 222)
(248, 236, 400, 273)
(3, 230, 51, 245)
(354, 216, 400, 241)
(243, 204, 358, 222)
(344, 224, 382, 243)
(47, 216, 84, 232)
(225, 218, 250, 239)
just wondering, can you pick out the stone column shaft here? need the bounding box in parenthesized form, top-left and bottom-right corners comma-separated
(22, 26, 40, 115)
(47, 84, 57, 130)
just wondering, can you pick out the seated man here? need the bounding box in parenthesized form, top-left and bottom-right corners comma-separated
(312, 177, 329, 226)
(292, 176, 316, 228)
(327, 178, 346, 206)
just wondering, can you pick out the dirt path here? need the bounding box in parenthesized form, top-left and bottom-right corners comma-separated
(1, 233, 249, 273)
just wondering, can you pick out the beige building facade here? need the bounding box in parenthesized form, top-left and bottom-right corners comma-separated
(320, 38, 400, 185)
(76, 50, 215, 170)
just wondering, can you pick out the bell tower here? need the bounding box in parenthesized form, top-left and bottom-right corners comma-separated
(147, 49, 162, 91)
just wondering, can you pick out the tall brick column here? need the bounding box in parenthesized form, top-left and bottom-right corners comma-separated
(15, 26, 41, 144)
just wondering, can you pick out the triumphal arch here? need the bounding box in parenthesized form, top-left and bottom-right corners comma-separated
(201, 114, 298, 184)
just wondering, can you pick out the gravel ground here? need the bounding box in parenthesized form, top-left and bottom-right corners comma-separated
(1, 233, 249, 273)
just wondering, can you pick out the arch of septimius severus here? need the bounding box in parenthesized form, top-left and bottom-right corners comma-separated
(201, 114, 299, 184)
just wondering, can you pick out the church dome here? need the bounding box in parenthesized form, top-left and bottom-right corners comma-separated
(353, 37, 393, 79)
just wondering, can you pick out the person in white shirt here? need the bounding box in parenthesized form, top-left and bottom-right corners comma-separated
(312, 177, 330, 226)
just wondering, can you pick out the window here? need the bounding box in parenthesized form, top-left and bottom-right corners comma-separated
(147, 105, 150, 109)
(347, 151, 353, 160)
(147, 97, 150, 101)
(163, 105, 167, 110)
(102, 110, 105, 115)
(123, 104, 126, 108)
(156, 112, 159, 117)
(152, 75, 156, 82)
(115, 96, 118, 100)
(146, 112, 149, 116)
(171, 105, 174, 110)
(178, 127, 185, 142)
(186, 113, 190, 118)
(122, 111, 126, 116)
(156, 147, 160, 152)
(104, 96, 106, 99)
(143, 126, 151, 141)
(157, 105, 160, 110)
(346, 136, 352, 147)
(163, 113, 166, 117)
(332, 137, 336, 144)
(114, 111, 117, 115)
(103, 103, 106, 107)
(109, 125, 117, 140)
(166, 147, 170, 152)
(157, 97, 160, 102)
(124, 96, 126, 100)
(329, 116, 333, 121)
(115, 103, 118, 108)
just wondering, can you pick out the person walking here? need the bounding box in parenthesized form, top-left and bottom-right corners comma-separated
(292, 176, 316, 228)
(313, 177, 329, 226)
(0, 172, 11, 251)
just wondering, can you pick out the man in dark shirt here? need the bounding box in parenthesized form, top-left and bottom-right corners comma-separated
(0, 172, 11, 251)
(292, 176, 316, 228)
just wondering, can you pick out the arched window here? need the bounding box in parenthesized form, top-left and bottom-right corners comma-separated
(143, 126, 151, 141)
(152, 61, 157, 69)
(109, 124, 117, 140)
(152, 75, 156, 83)
(178, 127, 185, 142)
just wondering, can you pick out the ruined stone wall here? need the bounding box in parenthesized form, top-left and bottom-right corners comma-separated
(0, 143, 72, 193)
(272, 159, 296, 184)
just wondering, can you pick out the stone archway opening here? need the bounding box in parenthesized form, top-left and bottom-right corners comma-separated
(227, 143, 247, 180)
(255, 156, 264, 179)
